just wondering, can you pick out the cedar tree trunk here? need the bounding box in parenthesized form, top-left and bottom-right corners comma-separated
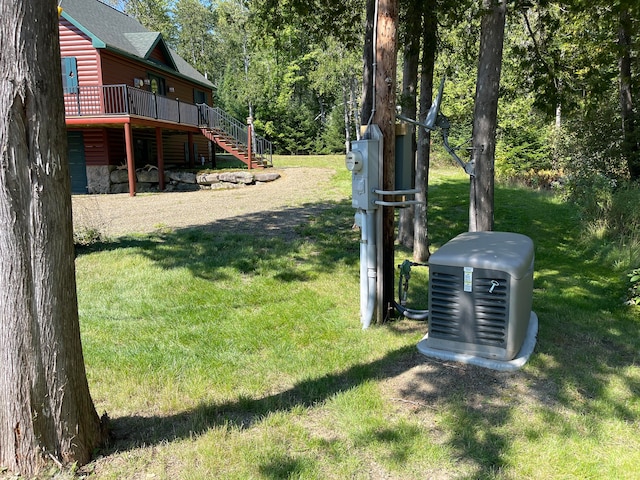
(0, 0, 105, 476)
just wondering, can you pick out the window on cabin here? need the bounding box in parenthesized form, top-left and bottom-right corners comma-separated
(194, 89, 206, 105)
(61, 57, 78, 94)
(148, 74, 166, 96)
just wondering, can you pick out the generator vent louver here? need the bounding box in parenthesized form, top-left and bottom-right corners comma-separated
(429, 272, 462, 339)
(429, 270, 509, 347)
(473, 276, 508, 346)
(423, 232, 535, 361)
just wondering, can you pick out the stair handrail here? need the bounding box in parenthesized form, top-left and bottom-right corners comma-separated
(198, 104, 273, 166)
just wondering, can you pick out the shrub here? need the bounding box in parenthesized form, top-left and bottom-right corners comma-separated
(73, 226, 104, 247)
(503, 168, 564, 190)
(608, 184, 640, 236)
(626, 268, 640, 305)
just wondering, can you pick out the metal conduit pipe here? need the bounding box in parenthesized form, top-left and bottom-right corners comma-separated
(356, 211, 367, 322)
(361, 210, 377, 329)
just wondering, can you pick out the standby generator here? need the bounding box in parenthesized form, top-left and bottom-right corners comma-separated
(422, 231, 534, 361)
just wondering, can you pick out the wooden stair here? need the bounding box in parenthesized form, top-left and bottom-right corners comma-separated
(197, 105, 273, 169)
(201, 127, 268, 169)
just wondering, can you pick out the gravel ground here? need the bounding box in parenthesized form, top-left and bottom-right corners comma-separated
(72, 166, 347, 239)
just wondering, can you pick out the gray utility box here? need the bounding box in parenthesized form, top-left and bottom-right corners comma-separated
(425, 231, 534, 361)
(348, 124, 382, 210)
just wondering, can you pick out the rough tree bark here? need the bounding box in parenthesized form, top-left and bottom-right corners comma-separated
(469, 0, 507, 232)
(396, 0, 421, 249)
(372, 0, 398, 323)
(413, 0, 437, 263)
(0, 1, 105, 476)
(361, 0, 376, 125)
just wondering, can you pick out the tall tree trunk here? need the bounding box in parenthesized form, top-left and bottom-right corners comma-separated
(397, 0, 421, 249)
(469, 0, 507, 232)
(618, 2, 639, 180)
(413, 0, 437, 263)
(373, 0, 399, 323)
(0, 1, 105, 476)
(361, 0, 376, 125)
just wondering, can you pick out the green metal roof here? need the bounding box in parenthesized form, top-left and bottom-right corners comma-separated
(60, 0, 213, 89)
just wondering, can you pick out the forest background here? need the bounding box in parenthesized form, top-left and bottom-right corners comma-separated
(106, 0, 640, 299)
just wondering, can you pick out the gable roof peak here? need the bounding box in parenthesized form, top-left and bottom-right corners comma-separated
(60, 0, 212, 88)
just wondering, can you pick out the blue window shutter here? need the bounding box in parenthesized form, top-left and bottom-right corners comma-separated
(61, 57, 78, 94)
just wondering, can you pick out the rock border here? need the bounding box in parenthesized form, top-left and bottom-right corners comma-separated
(108, 169, 281, 193)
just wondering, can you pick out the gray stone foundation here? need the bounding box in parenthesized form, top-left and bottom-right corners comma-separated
(85, 166, 280, 194)
(87, 165, 115, 194)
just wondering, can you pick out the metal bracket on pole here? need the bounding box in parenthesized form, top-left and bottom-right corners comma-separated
(373, 188, 422, 207)
(395, 76, 475, 177)
(396, 112, 475, 177)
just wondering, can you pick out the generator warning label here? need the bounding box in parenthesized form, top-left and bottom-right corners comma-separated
(464, 267, 473, 292)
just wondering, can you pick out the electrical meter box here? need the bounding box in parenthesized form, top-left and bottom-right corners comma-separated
(346, 125, 382, 210)
(395, 123, 414, 191)
(425, 231, 534, 361)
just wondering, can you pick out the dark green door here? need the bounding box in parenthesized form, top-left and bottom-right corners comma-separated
(67, 131, 88, 194)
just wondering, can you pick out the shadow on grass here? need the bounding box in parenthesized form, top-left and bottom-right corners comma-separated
(104, 345, 519, 470)
(84, 177, 640, 478)
(77, 200, 360, 280)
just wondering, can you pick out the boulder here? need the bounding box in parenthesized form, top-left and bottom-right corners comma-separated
(197, 173, 220, 185)
(217, 172, 255, 184)
(136, 183, 157, 193)
(137, 169, 159, 183)
(110, 169, 129, 184)
(209, 182, 244, 190)
(109, 182, 129, 194)
(235, 172, 255, 184)
(254, 172, 281, 183)
(166, 171, 197, 184)
(86, 165, 112, 194)
(173, 182, 200, 192)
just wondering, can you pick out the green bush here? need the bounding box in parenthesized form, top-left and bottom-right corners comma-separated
(627, 268, 640, 305)
(495, 95, 552, 180)
(74, 226, 103, 247)
(608, 184, 640, 236)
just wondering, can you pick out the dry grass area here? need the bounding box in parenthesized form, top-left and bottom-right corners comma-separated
(72, 166, 344, 238)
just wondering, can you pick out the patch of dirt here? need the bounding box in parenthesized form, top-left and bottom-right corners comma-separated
(72, 166, 346, 238)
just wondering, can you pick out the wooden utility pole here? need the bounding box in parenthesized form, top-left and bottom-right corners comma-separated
(373, 0, 399, 323)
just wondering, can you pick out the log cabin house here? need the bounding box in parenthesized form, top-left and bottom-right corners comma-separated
(59, 0, 272, 195)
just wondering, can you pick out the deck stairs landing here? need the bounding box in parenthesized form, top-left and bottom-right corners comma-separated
(198, 105, 273, 169)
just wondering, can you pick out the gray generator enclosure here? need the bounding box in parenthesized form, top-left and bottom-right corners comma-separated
(425, 232, 534, 361)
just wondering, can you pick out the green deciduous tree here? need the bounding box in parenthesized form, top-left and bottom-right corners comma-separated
(106, 0, 177, 43)
(174, 0, 217, 73)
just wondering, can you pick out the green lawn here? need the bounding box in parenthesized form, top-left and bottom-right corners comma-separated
(74, 156, 640, 479)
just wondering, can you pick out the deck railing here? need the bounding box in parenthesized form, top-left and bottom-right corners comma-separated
(63, 84, 200, 126)
(197, 105, 273, 166)
(64, 84, 272, 166)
